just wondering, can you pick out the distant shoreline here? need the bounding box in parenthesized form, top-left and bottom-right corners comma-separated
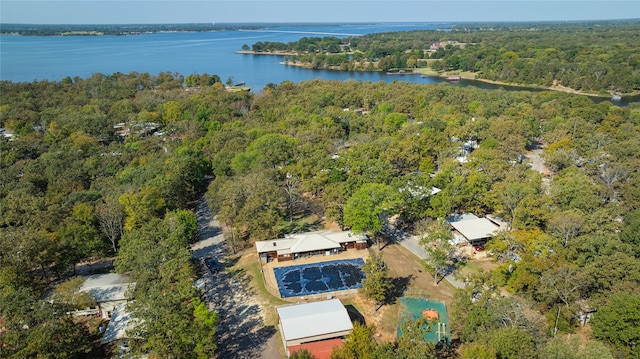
(240, 50, 637, 99)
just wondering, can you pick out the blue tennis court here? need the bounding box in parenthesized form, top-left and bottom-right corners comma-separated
(273, 258, 365, 298)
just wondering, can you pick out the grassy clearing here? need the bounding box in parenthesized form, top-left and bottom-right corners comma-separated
(445, 70, 477, 79)
(458, 257, 499, 280)
(415, 67, 440, 76)
(379, 301, 401, 339)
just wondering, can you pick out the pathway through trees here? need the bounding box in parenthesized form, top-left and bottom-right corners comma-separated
(192, 197, 281, 359)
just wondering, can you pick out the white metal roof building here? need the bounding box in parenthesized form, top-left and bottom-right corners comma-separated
(448, 217, 500, 244)
(256, 230, 367, 262)
(277, 299, 353, 356)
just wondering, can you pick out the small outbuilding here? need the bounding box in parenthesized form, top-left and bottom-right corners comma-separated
(277, 299, 354, 359)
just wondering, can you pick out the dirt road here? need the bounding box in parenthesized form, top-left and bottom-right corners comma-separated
(192, 197, 282, 359)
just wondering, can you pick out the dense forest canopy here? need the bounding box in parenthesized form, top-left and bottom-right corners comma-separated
(248, 20, 640, 95)
(1, 70, 639, 357)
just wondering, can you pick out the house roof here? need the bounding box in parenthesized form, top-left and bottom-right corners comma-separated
(255, 238, 296, 254)
(80, 273, 134, 303)
(322, 231, 367, 245)
(447, 213, 479, 223)
(288, 338, 344, 359)
(289, 233, 341, 253)
(255, 231, 366, 255)
(277, 299, 353, 342)
(449, 218, 499, 242)
(100, 304, 136, 344)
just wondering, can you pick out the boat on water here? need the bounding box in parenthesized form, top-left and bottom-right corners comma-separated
(386, 70, 418, 76)
(611, 94, 622, 101)
(446, 75, 461, 82)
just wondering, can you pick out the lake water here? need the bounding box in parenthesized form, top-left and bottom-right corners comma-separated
(1, 23, 638, 105)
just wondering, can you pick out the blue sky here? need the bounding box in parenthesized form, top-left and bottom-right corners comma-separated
(1, 1, 639, 24)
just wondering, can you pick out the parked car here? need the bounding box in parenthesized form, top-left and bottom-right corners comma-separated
(473, 244, 485, 252)
(205, 258, 221, 273)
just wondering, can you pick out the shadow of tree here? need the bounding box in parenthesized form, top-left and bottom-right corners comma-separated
(279, 218, 324, 235)
(224, 268, 253, 292)
(215, 306, 276, 359)
(386, 275, 414, 306)
(345, 304, 366, 326)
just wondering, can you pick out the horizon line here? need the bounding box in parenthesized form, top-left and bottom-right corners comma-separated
(2, 18, 639, 26)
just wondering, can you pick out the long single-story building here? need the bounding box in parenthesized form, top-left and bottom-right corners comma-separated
(277, 299, 354, 359)
(256, 230, 367, 263)
(447, 213, 500, 246)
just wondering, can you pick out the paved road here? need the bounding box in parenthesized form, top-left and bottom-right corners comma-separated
(384, 226, 467, 289)
(192, 197, 281, 359)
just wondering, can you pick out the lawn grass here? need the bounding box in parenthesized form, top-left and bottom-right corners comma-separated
(445, 70, 477, 79)
(460, 261, 484, 275)
(415, 67, 440, 76)
(379, 302, 401, 339)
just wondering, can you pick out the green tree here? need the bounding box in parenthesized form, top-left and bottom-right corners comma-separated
(192, 297, 218, 359)
(590, 293, 640, 358)
(330, 323, 379, 359)
(207, 176, 245, 253)
(382, 112, 408, 134)
(420, 220, 454, 286)
(395, 317, 436, 358)
(249, 133, 298, 169)
(344, 183, 399, 250)
(52, 277, 96, 310)
(162, 100, 184, 123)
(119, 186, 167, 232)
(58, 203, 106, 274)
(550, 168, 603, 213)
(0, 288, 94, 358)
(538, 336, 613, 359)
(290, 348, 316, 359)
(361, 252, 392, 311)
(482, 327, 536, 359)
(460, 343, 497, 359)
(116, 213, 216, 358)
(490, 169, 543, 230)
(620, 208, 640, 257)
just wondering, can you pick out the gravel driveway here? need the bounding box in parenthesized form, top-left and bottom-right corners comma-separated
(192, 197, 282, 359)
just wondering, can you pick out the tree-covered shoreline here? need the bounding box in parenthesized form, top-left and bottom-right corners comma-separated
(245, 20, 640, 95)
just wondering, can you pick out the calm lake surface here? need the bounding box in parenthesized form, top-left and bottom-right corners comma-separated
(2, 23, 638, 105)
